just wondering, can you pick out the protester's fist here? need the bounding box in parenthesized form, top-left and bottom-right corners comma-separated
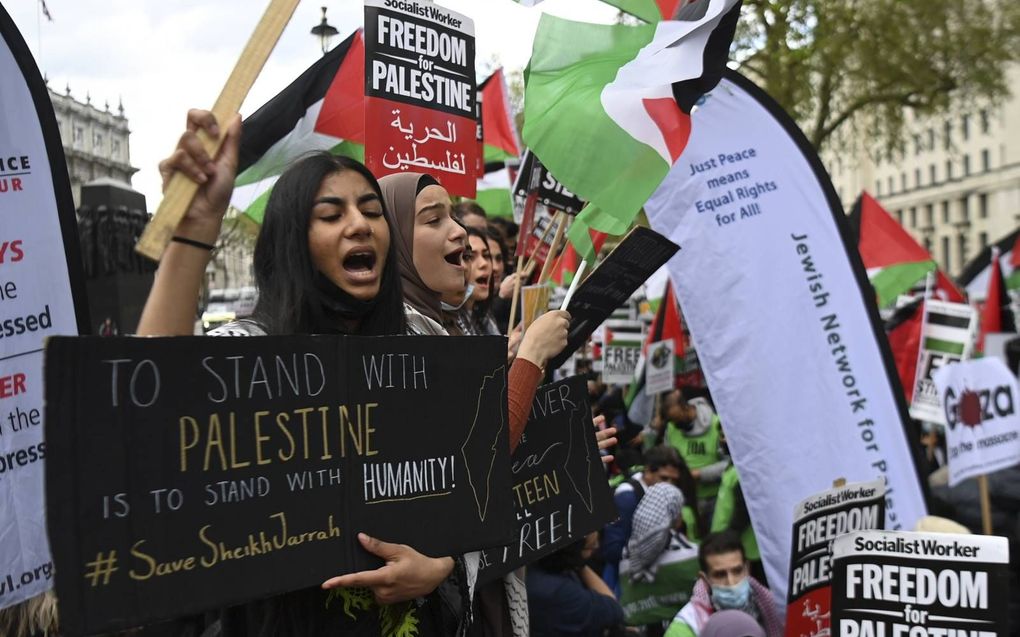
(499, 271, 520, 300)
(157, 109, 242, 228)
(517, 310, 570, 368)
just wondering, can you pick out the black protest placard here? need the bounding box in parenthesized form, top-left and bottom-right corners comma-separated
(832, 530, 1011, 637)
(549, 227, 680, 371)
(785, 480, 885, 636)
(512, 149, 586, 214)
(364, 0, 478, 196)
(44, 335, 513, 636)
(478, 376, 616, 584)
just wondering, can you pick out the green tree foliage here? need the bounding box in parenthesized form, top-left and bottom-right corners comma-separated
(734, 0, 1020, 150)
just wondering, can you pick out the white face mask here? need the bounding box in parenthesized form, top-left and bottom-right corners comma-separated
(441, 284, 474, 311)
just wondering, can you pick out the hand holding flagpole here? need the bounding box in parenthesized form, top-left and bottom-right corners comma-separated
(135, 0, 300, 260)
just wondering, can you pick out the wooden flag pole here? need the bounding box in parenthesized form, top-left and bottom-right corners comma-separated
(537, 212, 568, 285)
(507, 253, 525, 337)
(135, 0, 301, 261)
(978, 474, 994, 534)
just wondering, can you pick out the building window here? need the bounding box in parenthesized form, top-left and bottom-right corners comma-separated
(980, 232, 989, 250)
(925, 204, 934, 227)
(924, 237, 933, 254)
(913, 134, 922, 156)
(982, 149, 990, 172)
(941, 201, 950, 224)
(930, 164, 937, 183)
(875, 180, 881, 196)
(93, 132, 103, 151)
(960, 197, 969, 222)
(888, 176, 895, 194)
(73, 125, 84, 147)
(943, 121, 952, 150)
(958, 234, 968, 271)
(942, 236, 950, 268)
(112, 139, 121, 159)
(901, 173, 907, 191)
(896, 209, 903, 224)
(915, 168, 922, 188)
(980, 109, 990, 134)
(961, 114, 970, 141)
(963, 155, 970, 176)
(945, 159, 953, 180)
(979, 193, 988, 219)
(927, 128, 935, 150)
(909, 207, 917, 227)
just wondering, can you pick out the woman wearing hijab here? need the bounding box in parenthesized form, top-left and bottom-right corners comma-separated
(140, 111, 470, 636)
(377, 172, 574, 637)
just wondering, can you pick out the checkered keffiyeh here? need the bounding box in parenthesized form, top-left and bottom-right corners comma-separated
(626, 482, 685, 577)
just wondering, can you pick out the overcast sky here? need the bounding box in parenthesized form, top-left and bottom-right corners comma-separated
(7, 0, 619, 205)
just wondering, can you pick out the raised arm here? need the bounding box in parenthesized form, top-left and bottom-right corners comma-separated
(136, 109, 241, 336)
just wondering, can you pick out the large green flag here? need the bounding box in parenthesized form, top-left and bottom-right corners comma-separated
(523, 1, 740, 259)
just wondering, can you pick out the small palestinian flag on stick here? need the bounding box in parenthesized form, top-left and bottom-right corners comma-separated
(850, 191, 964, 307)
(231, 30, 366, 224)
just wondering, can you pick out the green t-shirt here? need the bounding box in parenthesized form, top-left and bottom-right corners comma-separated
(665, 415, 722, 499)
(710, 464, 760, 561)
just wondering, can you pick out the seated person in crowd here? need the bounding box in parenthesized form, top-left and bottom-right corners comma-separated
(601, 446, 684, 594)
(661, 390, 728, 518)
(665, 531, 781, 637)
(527, 533, 624, 637)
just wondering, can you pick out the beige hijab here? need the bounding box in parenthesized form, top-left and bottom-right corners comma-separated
(379, 172, 443, 324)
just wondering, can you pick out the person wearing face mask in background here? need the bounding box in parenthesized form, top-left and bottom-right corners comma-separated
(664, 531, 781, 637)
(661, 390, 728, 521)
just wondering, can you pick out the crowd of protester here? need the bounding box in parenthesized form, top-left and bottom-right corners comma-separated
(5, 108, 1018, 637)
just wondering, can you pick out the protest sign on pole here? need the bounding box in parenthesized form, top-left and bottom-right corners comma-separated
(601, 319, 644, 385)
(832, 530, 1011, 637)
(0, 5, 90, 611)
(785, 479, 886, 636)
(932, 357, 1020, 488)
(644, 70, 928, 598)
(364, 0, 477, 197)
(645, 339, 676, 396)
(909, 300, 978, 425)
(512, 149, 586, 215)
(44, 335, 513, 635)
(479, 376, 616, 584)
(549, 226, 679, 371)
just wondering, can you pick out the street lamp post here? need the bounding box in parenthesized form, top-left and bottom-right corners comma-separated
(310, 6, 338, 56)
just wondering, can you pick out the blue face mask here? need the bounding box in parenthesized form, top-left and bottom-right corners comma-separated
(710, 577, 751, 610)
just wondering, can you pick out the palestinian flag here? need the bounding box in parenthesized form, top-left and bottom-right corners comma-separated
(523, 0, 741, 261)
(959, 228, 1020, 300)
(479, 69, 521, 163)
(231, 30, 366, 224)
(602, 0, 685, 22)
(475, 161, 515, 218)
(850, 192, 963, 307)
(551, 229, 609, 285)
(471, 69, 522, 218)
(884, 298, 924, 403)
(978, 248, 1016, 352)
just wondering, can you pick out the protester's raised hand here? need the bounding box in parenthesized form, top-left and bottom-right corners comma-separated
(517, 310, 570, 368)
(321, 533, 455, 604)
(593, 414, 617, 466)
(157, 109, 242, 227)
(499, 271, 520, 300)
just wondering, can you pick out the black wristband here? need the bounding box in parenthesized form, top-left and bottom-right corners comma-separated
(171, 235, 216, 251)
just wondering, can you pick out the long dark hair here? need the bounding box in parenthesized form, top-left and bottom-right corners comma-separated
(465, 226, 495, 333)
(250, 152, 405, 336)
